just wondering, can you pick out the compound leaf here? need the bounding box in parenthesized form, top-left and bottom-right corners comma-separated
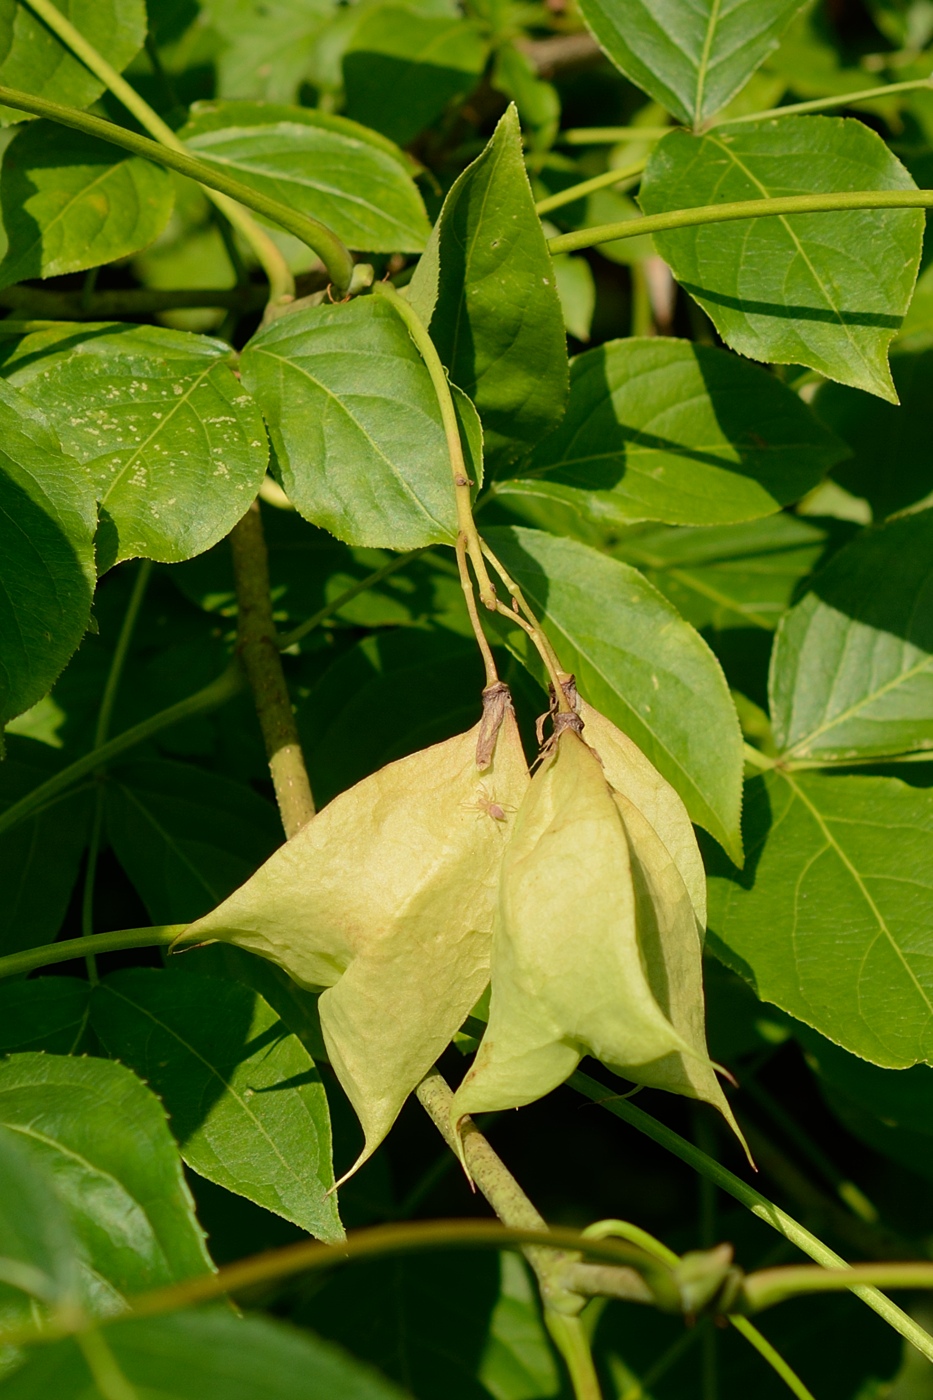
(707, 770, 933, 1068)
(499, 337, 844, 528)
(91, 969, 343, 1242)
(0, 124, 172, 289)
(577, 0, 805, 128)
(770, 509, 933, 761)
(640, 118, 924, 400)
(3, 322, 268, 571)
(182, 101, 430, 253)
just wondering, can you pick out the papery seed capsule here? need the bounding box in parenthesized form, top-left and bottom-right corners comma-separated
(174, 687, 529, 1184)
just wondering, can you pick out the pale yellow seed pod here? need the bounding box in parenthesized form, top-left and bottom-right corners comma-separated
(175, 688, 529, 1184)
(452, 719, 747, 1156)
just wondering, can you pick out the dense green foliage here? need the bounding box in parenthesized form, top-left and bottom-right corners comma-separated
(3, 0, 933, 1397)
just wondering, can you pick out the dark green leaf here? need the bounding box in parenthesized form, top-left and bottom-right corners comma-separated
(241, 297, 480, 549)
(483, 526, 744, 860)
(201, 0, 334, 103)
(498, 338, 844, 527)
(640, 118, 924, 400)
(91, 969, 343, 1242)
(3, 322, 268, 572)
(770, 509, 933, 761)
(104, 759, 281, 925)
(613, 515, 847, 635)
(0, 381, 96, 727)
(298, 1251, 558, 1400)
(1, 1309, 409, 1399)
(0, 739, 93, 957)
(814, 346, 933, 520)
(172, 505, 464, 634)
(182, 101, 431, 253)
(0, 0, 146, 124)
(412, 105, 568, 469)
(0, 124, 173, 289)
(0, 1125, 77, 1327)
(343, 8, 486, 148)
(0, 1053, 212, 1308)
(577, 0, 805, 128)
(296, 627, 487, 806)
(0, 980, 92, 1057)
(707, 770, 933, 1068)
(799, 1026, 933, 1183)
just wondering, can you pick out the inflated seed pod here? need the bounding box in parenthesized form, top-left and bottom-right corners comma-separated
(452, 718, 744, 1151)
(174, 684, 529, 1183)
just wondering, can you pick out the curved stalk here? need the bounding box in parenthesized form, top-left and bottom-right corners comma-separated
(0, 84, 354, 295)
(369, 280, 497, 608)
(20, 0, 291, 305)
(743, 1261, 933, 1314)
(535, 157, 646, 216)
(479, 541, 570, 711)
(713, 76, 933, 128)
(548, 188, 933, 258)
(0, 665, 245, 840)
(570, 1070, 933, 1363)
(0, 925, 183, 981)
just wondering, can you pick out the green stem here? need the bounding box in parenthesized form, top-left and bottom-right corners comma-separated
(535, 157, 646, 216)
(744, 1262, 933, 1314)
(479, 541, 570, 709)
(369, 280, 498, 610)
(82, 559, 153, 983)
(0, 665, 245, 840)
(557, 127, 673, 145)
(75, 1329, 140, 1400)
(584, 1221, 814, 1400)
(0, 83, 353, 295)
(546, 1313, 604, 1400)
(0, 926, 183, 981)
(743, 743, 776, 771)
(714, 76, 933, 127)
(547, 188, 933, 258)
(569, 1071, 933, 1363)
(729, 1317, 815, 1400)
(19, 0, 294, 306)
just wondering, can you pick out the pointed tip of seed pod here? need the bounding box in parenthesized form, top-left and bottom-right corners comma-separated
(330, 1143, 377, 1194)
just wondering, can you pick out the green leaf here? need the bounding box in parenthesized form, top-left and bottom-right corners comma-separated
(0, 123, 173, 289)
(343, 7, 486, 148)
(0, 980, 93, 1057)
(639, 118, 924, 401)
(497, 338, 844, 528)
(1, 1309, 409, 1399)
(0, 739, 93, 957)
(576, 0, 805, 128)
(413, 105, 568, 469)
(298, 1251, 559, 1400)
(799, 1026, 933, 1183)
(707, 770, 933, 1068)
(612, 515, 848, 635)
(240, 296, 481, 549)
(91, 968, 343, 1242)
(182, 101, 431, 253)
(3, 322, 268, 572)
(552, 253, 595, 343)
(483, 526, 744, 861)
(769, 509, 933, 761)
(201, 0, 334, 103)
(173, 505, 464, 634)
(296, 628, 488, 807)
(0, 380, 96, 728)
(0, 0, 146, 124)
(103, 759, 281, 924)
(0, 1124, 77, 1327)
(0, 1053, 212, 1309)
(814, 346, 933, 520)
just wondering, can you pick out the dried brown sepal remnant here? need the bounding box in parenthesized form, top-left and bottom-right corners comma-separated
(174, 695, 529, 1185)
(452, 704, 747, 1160)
